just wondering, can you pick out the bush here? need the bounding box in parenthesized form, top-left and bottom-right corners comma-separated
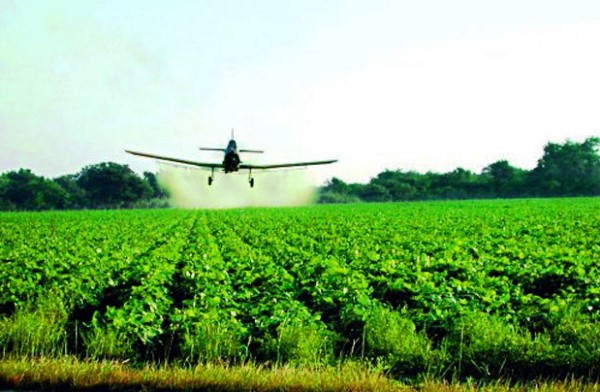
(269, 318, 335, 366)
(447, 311, 543, 378)
(363, 305, 433, 377)
(179, 314, 247, 364)
(547, 306, 600, 375)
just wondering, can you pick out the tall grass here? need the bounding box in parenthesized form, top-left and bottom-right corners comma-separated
(0, 295, 68, 358)
(443, 309, 600, 379)
(0, 357, 403, 392)
(269, 318, 335, 366)
(2, 357, 600, 391)
(446, 311, 536, 378)
(363, 305, 436, 377)
(81, 318, 134, 360)
(2, 297, 599, 382)
(547, 306, 600, 375)
(179, 316, 247, 364)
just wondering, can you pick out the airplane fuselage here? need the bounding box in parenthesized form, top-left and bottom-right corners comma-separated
(223, 139, 241, 172)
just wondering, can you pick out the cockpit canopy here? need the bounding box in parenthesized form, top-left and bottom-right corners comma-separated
(227, 140, 237, 152)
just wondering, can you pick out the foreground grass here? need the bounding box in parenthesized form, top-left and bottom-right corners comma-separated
(0, 357, 402, 391)
(1, 357, 600, 392)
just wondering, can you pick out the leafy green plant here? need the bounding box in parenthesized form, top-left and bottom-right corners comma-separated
(268, 317, 335, 366)
(363, 305, 433, 376)
(1, 198, 599, 380)
(446, 310, 537, 378)
(81, 316, 134, 360)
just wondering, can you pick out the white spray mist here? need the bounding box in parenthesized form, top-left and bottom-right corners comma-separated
(156, 163, 318, 209)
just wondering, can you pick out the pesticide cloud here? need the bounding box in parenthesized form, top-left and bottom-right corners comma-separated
(157, 164, 318, 209)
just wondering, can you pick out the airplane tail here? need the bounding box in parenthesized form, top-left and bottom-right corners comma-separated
(199, 129, 263, 153)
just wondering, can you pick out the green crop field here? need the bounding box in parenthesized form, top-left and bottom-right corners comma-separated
(1, 198, 599, 388)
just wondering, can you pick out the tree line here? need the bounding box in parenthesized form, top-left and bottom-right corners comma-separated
(0, 137, 598, 210)
(319, 137, 600, 203)
(0, 162, 166, 211)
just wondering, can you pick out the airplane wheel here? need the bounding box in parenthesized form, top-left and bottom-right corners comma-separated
(249, 178, 254, 188)
(208, 176, 213, 186)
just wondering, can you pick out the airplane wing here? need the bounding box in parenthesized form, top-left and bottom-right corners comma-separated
(125, 150, 224, 169)
(240, 159, 337, 170)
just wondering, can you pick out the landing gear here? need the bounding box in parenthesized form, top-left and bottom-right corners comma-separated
(248, 169, 254, 188)
(208, 167, 215, 186)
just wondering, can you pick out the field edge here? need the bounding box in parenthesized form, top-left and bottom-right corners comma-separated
(0, 356, 404, 391)
(2, 357, 600, 391)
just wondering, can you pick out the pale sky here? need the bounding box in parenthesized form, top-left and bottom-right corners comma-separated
(1, 0, 599, 184)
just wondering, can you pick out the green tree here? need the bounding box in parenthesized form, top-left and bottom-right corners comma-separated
(370, 170, 431, 201)
(319, 178, 362, 203)
(482, 160, 525, 197)
(0, 169, 67, 210)
(430, 168, 480, 199)
(77, 163, 151, 208)
(359, 183, 391, 202)
(323, 177, 351, 195)
(530, 137, 600, 196)
(143, 171, 167, 199)
(54, 174, 88, 209)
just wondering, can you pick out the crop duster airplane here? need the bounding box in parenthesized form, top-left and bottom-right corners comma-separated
(126, 131, 337, 187)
